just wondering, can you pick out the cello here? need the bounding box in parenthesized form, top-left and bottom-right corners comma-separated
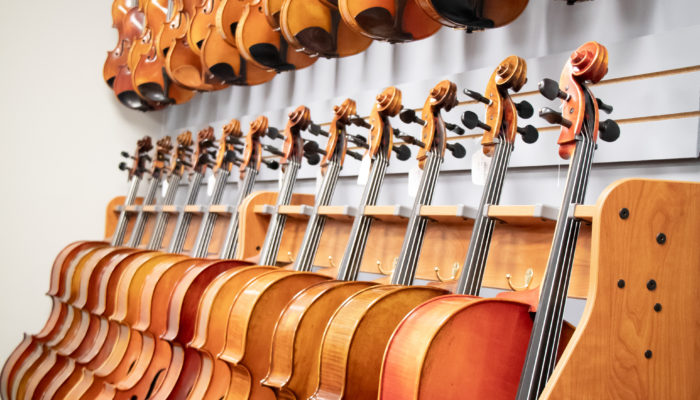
(378, 42, 619, 400)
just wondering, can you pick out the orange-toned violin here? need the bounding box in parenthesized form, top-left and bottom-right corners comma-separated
(338, 0, 441, 43)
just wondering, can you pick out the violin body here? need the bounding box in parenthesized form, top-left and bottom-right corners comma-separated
(262, 280, 376, 399)
(279, 0, 373, 58)
(312, 285, 447, 399)
(338, 0, 440, 42)
(415, 0, 528, 30)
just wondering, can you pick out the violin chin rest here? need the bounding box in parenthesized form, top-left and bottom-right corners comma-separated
(117, 91, 149, 111)
(248, 43, 294, 72)
(209, 63, 240, 84)
(355, 7, 413, 42)
(295, 27, 335, 55)
(138, 83, 168, 103)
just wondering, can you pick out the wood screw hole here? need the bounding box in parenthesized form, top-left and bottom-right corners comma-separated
(656, 233, 666, 244)
(647, 279, 657, 291)
(619, 208, 629, 219)
(617, 279, 625, 288)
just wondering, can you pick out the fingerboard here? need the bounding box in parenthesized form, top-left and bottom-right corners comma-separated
(111, 176, 142, 247)
(127, 175, 162, 248)
(168, 171, 205, 254)
(219, 167, 258, 259)
(191, 169, 231, 258)
(147, 174, 182, 251)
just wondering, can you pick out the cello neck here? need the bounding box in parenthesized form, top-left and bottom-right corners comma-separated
(110, 175, 142, 246)
(191, 168, 231, 258)
(219, 166, 258, 259)
(126, 174, 162, 247)
(167, 170, 206, 254)
(146, 173, 182, 250)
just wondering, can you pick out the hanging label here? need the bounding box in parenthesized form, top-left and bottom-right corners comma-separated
(357, 154, 371, 186)
(471, 150, 492, 186)
(161, 178, 169, 197)
(407, 166, 422, 198)
(315, 168, 324, 195)
(207, 174, 216, 196)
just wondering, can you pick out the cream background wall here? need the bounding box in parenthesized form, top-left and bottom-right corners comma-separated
(0, 0, 698, 366)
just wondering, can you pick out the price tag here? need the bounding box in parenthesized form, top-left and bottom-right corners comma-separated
(471, 150, 492, 186)
(207, 174, 216, 196)
(357, 154, 371, 186)
(407, 166, 422, 198)
(315, 168, 324, 195)
(161, 178, 169, 197)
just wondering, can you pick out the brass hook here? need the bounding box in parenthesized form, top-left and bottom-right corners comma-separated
(505, 268, 534, 291)
(434, 263, 461, 282)
(377, 257, 398, 275)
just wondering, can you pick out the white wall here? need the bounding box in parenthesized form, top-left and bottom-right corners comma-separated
(0, 0, 698, 365)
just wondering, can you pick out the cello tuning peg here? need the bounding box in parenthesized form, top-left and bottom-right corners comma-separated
(262, 159, 279, 170)
(263, 144, 285, 157)
(304, 140, 326, 155)
(461, 111, 492, 131)
(596, 98, 613, 114)
(393, 144, 412, 161)
(598, 119, 620, 142)
(463, 89, 492, 105)
(180, 160, 193, 168)
(446, 142, 466, 159)
(397, 133, 426, 149)
(226, 136, 243, 145)
(517, 125, 539, 144)
(121, 151, 132, 158)
(266, 127, 284, 140)
(233, 145, 244, 152)
(539, 107, 572, 128)
(538, 78, 570, 101)
(399, 108, 426, 126)
(515, 101, 534, 119)
(444, 122, 465, 135)
(349, 115, 371, 129)
(305, 152, 321, 166)
(141, 154, 152, 161)
(118, 162, 129, 171)
(346, 150, 363, 161)
(349, 134, 369, 149)
(309, 123, 330, 137)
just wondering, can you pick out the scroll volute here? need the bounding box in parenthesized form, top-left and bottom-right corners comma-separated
(281, 106, 311, 164)
(417, 80, 457, 168)
(128, 136, 154, 179)
(239, 116, 267, 177)
(151, 136, 174, 179)
(214, 119, 242, 173)
(170, 130, 194, 177)
(192, 126, 217, 174)
(480, 55, 527, 156)
(555, 42, 608, 159)
(368, 87, 402, 159)
(322, 98, 356, 169)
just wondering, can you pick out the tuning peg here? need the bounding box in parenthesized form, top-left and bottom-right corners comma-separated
(346, 150, 363, 161)
(444, 122, 465, 135)
(305, 152, 321, 166)
(538, 78, 570, 101)
(461, 111, 492, 131)
(463, 89, 492, 105)
(517, 125, 539, 144)
(515, 101, 534, 119)
(399, 108, 426, 126)
(596, 98, 613, 114)
(118, 162, 129, 171)
(393, 144, 412, 161)
(349, 134, 369, 149)
(141, 154, 152, 161)
(262, 159, 279, 170)
(396, 132, 426, 148)
(598, 119, 620, 142)
(226, 136, 244, 145)
(266, 127, 284, 140)
(304, 140, 326, 155)
(539, 107, 572, 128)
(121, 151, 132, 159)
(446, 142, 466, 159)
(263, 144, 284, 157)
(180, 160, 193, 168)
(309, 123, 330, 137)
(233, 145, 244, 152)
(349, 115, 371, 129)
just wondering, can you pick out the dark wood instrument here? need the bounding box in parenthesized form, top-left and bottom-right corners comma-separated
(415, 0, 529, 31)
(338, 0, 441, 43)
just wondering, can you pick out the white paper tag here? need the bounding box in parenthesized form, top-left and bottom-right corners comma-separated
(407, 166, 422, 198)
(207, 174, 216, 196)
(161, 178, 169, 197)
(315, 168, 324, 195)
(471, 150, 492, 186)
(278, 168, 285, 190)
(357, 154, 371, 186)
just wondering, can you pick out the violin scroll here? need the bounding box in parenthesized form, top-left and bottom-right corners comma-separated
(192, 127, 218, 174)
(215, 119, 243, 172)
(368, 87, 402, 159)
(281, 106, 312, 164)
(239, 116, 269, 176)
(151, 136, 174, 178)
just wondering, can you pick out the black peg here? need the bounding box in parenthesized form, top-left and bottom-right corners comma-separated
(226, 136, 244, 145)
(399, 108, 426, 126)
(517, 125, 539, 144)
(538, 78, 570, 101)
(349, 115, 371, 129)
(304, 141, 326, 156)
(309, 123, 330, 137)
(349, 134, 369, 149)
(305, 152, 321, 166)
(262, 159, 279, 170)
(393, 144, 412, 161)
(180, 160, 193, 168)
(444, 122, 465, 135)
(461, 111, 492, 131)
(397, 133, 426, 148)
(539, 107, 572, 128)
(263, 144, 285, 157)
(118, 162, 129, 171)
(121, 151, 131, 158)
(515, 100, 534, 119)
(597, 98, 613, 114)
(463, 89, 492, 105)
(141, 154, 152, 162)
(266, 127, 283, 140)
(446, 142, 466, 159)
(598, 119, 620, 142)
(346, 150, 363, 161)
(233, 145, 244, 152)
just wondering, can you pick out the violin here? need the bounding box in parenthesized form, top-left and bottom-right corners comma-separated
(338, 0, 441, 43)
(378, 43, 618, 400)
(104, 0, 140, 88)
(415, 0, 529, 31)
(275, 0, 373, 58)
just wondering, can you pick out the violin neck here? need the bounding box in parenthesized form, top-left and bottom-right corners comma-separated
(391, 149, 443, 286)
(110, 176, 142, 247)
(191, 168, 231, 258)
(219, 167, 258, 259)
(167, 170, 205, 254)
(516, 96, 597, 399)
(336, 151, 389, 282)
(147, 173, 182, 250)
(127, 174, 162, 248)
(456, 138, 514, 295)
(258, 160, 302, 266)
(293, 160, 343, 272)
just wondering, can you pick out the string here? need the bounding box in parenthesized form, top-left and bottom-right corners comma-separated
(219, 167, 258, 259)
(147, 173, 182, 251)
(168, 171, 205, 254)
(192, 168, 231, 258)
(111, 176, 141, 246)
(127, 174, 160, 247)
